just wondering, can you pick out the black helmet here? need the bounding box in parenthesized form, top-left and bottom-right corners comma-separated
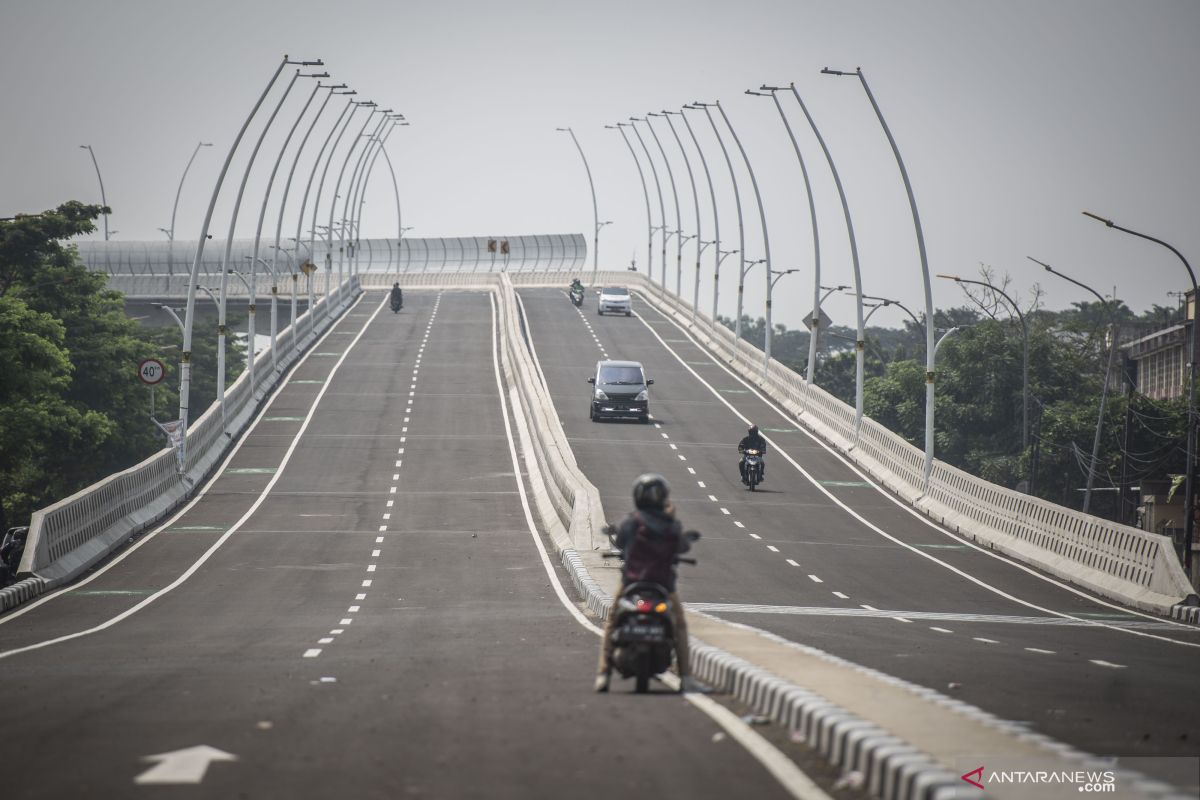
(632, 473, 670, 511)
(748, 424, 759, 437)
(393, 282, 400, 288)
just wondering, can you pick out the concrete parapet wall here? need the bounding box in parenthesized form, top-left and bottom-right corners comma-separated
(16, 278, 364, 594)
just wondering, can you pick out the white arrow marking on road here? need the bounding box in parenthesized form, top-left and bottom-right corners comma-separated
(134, 745, 237, 785)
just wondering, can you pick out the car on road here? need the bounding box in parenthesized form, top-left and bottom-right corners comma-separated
(588, 360, 652, 423)
(597, 286, 632, 316)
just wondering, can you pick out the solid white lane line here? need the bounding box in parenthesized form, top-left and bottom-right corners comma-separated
(832, 592, 850, 599)
(930, 627, 954, 634)
(1026, 647, 1055, 654)
(0, 293, 384, 655)
(632, 301, 1200, 647)
(506, 294, 828, 800)
(303, 649, 321, 658)
(1090, 659, 1126, 669)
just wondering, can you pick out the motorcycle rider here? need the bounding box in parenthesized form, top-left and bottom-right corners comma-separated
(738, 424, 768, 484)
(569, 277, 584, 295)
(595, 473, 699, 693)
(389, 282, 403, 309)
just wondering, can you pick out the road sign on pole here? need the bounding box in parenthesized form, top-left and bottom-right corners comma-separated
(138, 358, 166, 385)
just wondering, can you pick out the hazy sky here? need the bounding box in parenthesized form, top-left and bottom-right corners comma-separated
(2, 0, 1196, 330)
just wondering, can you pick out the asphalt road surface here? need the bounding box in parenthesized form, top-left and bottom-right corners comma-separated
(0, 291, 801, 799)
(515, 286, 1200, 782)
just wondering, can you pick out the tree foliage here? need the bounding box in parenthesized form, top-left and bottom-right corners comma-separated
(726, 275, 1188, 523)
(0, 202, 244, 534)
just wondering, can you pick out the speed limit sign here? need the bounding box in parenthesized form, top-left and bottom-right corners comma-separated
(138, 358, 166, 386)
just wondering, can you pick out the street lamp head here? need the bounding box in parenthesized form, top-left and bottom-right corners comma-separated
(301, 71, 329, 78)
(821, 67, 855, 77)
(760, 85, 786, 92)
(1081, 210, 1115, 227)
(200, 142, 213, 147)
(1026, 255, 1053, 272)
(555, 127, 570, 132)
(745, 90, 770, 97)
(935, 273, 962, 282)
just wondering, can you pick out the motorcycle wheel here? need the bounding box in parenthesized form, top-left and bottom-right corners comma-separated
(635, 656, 651, 694)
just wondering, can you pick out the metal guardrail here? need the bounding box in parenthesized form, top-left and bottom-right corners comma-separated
(15, 276, 364, 590)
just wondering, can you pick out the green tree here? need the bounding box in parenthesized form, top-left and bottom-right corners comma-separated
(0, 202, 245, 535)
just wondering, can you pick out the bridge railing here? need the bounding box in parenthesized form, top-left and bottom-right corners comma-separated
(13, 277, 363, 598)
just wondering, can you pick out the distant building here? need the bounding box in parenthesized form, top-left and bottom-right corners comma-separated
(1122, 289, 1192, 401)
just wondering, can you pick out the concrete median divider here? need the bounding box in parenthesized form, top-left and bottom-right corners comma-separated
(3, 278, 364, 614)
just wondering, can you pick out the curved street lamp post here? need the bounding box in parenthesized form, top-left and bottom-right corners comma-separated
(687, 103, 745, 345)
(556, 127, 601, 283)
(79, 144, 110, 241)
(940, 274, 1030, 487)
(163, 141, 213, 274)
(1028, 256, 1123, 514)
(642, 114, 684, 298)
(608, 124, 654, 283)
(824, 67, 934, 474)
(754, 88, 823, 385)
(1083, 211, 1198, 575)
(627, 119, 669, 293)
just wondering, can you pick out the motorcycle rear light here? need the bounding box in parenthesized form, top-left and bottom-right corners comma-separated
(636, 599, 653, 613)
(654, 602, 668, 613)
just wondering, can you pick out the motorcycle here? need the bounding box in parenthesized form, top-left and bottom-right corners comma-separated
(604, 528, 699, 693)
(390, 294, 403, 313)
(569, 286, 584, 307)
(742, 448, 764, 491)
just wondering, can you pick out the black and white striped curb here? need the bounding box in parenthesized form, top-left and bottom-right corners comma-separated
(0, 576, 47, 614)
(1168, 602, 1200, 624)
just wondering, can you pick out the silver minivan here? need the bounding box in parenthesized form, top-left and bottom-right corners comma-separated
(588, 360, 652, 423)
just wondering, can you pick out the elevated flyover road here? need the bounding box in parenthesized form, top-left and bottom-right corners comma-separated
(516, 286, 1200, 781)
(0, 290, 811, 799)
